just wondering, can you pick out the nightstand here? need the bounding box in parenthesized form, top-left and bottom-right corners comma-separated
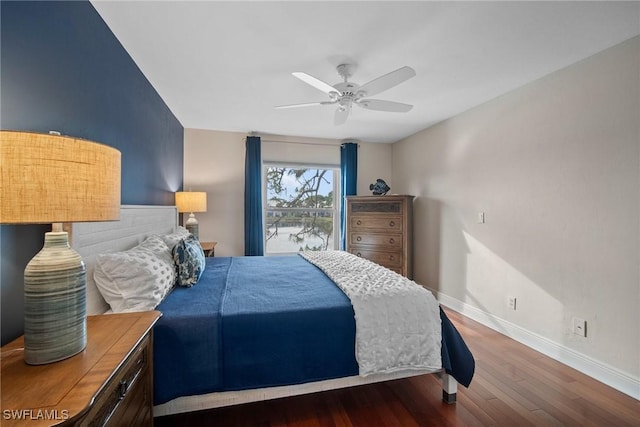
(1, 311, 161, 426)
(200, 241, 217, 257)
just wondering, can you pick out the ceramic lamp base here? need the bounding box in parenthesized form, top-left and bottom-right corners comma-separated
(23, 231, 87, 365)
(185, 212, 199, 239)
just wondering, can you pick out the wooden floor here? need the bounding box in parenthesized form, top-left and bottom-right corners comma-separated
(155, 308, 639, 426)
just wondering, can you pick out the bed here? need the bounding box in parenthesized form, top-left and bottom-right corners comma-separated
(72, 205, 474, 417)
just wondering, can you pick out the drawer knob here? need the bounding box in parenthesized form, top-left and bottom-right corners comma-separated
(389, 238, 395, 244)
(356, 236, 362, 242)
(389, 255, 395, 260)
(389, 221, 395, 227)
(118, 380, 129, 401)
(356, 252, 362, 257)
(356, 220, 362, 226)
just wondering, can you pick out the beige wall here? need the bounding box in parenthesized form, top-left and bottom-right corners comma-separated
(183, 129, 246, 256)
(261, 134, 341, 165)
(183, 130, 392, 256)
(392, 36, 639, 395)
(357, 142, 393, 195)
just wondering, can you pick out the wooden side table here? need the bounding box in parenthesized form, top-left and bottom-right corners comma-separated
(1, 311, 161, 426)
(200, 241, 217, 257)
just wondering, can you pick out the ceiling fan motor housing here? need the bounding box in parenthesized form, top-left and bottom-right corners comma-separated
(334, 81, 362, 97)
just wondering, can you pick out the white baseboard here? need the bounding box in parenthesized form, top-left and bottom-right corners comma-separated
(434, 291, 640, 401)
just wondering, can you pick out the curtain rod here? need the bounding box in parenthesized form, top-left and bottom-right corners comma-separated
(259, 139, 359, 147)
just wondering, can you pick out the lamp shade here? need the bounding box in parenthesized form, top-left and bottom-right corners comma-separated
(0, 131, 121, 223)
(0, 130, 121, 365)
(175, 191, 207, 213)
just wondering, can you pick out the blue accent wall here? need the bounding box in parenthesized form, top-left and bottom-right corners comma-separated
(1, 1, 184, 344)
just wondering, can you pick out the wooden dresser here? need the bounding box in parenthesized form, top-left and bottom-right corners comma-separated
(346, 195, 414, 278)
(1, 311, 161, 426)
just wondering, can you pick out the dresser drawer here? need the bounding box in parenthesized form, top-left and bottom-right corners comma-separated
(349, 233, 402, 249)
(349, 248, 403, 269)
(81, 335, 151, 426)
(107, 373, 152, 427)
(350, 215, 402, 232)
(350, 201, 403, 214)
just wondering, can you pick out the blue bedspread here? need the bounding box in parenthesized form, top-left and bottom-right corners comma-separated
(153, 255, 474, 405)
(153, 257, 229, 403)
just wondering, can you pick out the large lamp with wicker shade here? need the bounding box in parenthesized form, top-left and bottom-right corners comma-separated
(175, 191, 207, 239)
(0, 130, 121, 365)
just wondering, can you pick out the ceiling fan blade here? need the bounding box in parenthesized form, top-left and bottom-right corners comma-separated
(292, 72, 338, 95)
(334, 107, 349, 125)
(275, 101, 336, 109)
(357, 99, 413, 113)
(357, 66, 416, 97)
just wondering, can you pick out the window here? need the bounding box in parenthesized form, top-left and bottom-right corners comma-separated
(263, 165, 340, 255)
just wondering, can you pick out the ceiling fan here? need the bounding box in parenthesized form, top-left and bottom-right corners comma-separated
(276, 64, 416, 125)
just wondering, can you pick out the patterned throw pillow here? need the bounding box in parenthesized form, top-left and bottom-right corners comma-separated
(172, 235, 206, 287)
(135, 235, 177, 298)
(94, 236, 177, 313)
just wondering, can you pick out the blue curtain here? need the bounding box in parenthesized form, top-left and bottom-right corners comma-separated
(244, 136, 264, 256)
(340, 142, 358, 250)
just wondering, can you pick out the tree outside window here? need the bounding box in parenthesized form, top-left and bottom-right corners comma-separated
(264, 166, 339, 254)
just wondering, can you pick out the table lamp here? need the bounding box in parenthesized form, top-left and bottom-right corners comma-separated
(0, 130, 121, 365)
(175, 191, 207, 239)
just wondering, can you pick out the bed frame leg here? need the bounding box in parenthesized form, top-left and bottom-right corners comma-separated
(441, 372, 457, 404)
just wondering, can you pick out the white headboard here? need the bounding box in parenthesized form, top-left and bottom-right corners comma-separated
(70, 205, 178, 315)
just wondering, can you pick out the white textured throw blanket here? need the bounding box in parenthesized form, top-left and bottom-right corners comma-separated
(299, 251, 441, 376)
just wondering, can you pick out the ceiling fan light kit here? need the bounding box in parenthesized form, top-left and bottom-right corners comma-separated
(276, 63, 416, 125)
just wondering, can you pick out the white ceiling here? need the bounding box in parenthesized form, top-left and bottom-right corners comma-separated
(91, 1, 640, 143)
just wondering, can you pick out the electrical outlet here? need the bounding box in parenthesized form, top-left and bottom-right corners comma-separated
(572, 317, 587, 337)
(507, 296, 517, 310)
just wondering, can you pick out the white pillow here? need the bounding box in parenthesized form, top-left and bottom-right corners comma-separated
(161, 226, 191, 251)
(94, 235, 177, 313)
